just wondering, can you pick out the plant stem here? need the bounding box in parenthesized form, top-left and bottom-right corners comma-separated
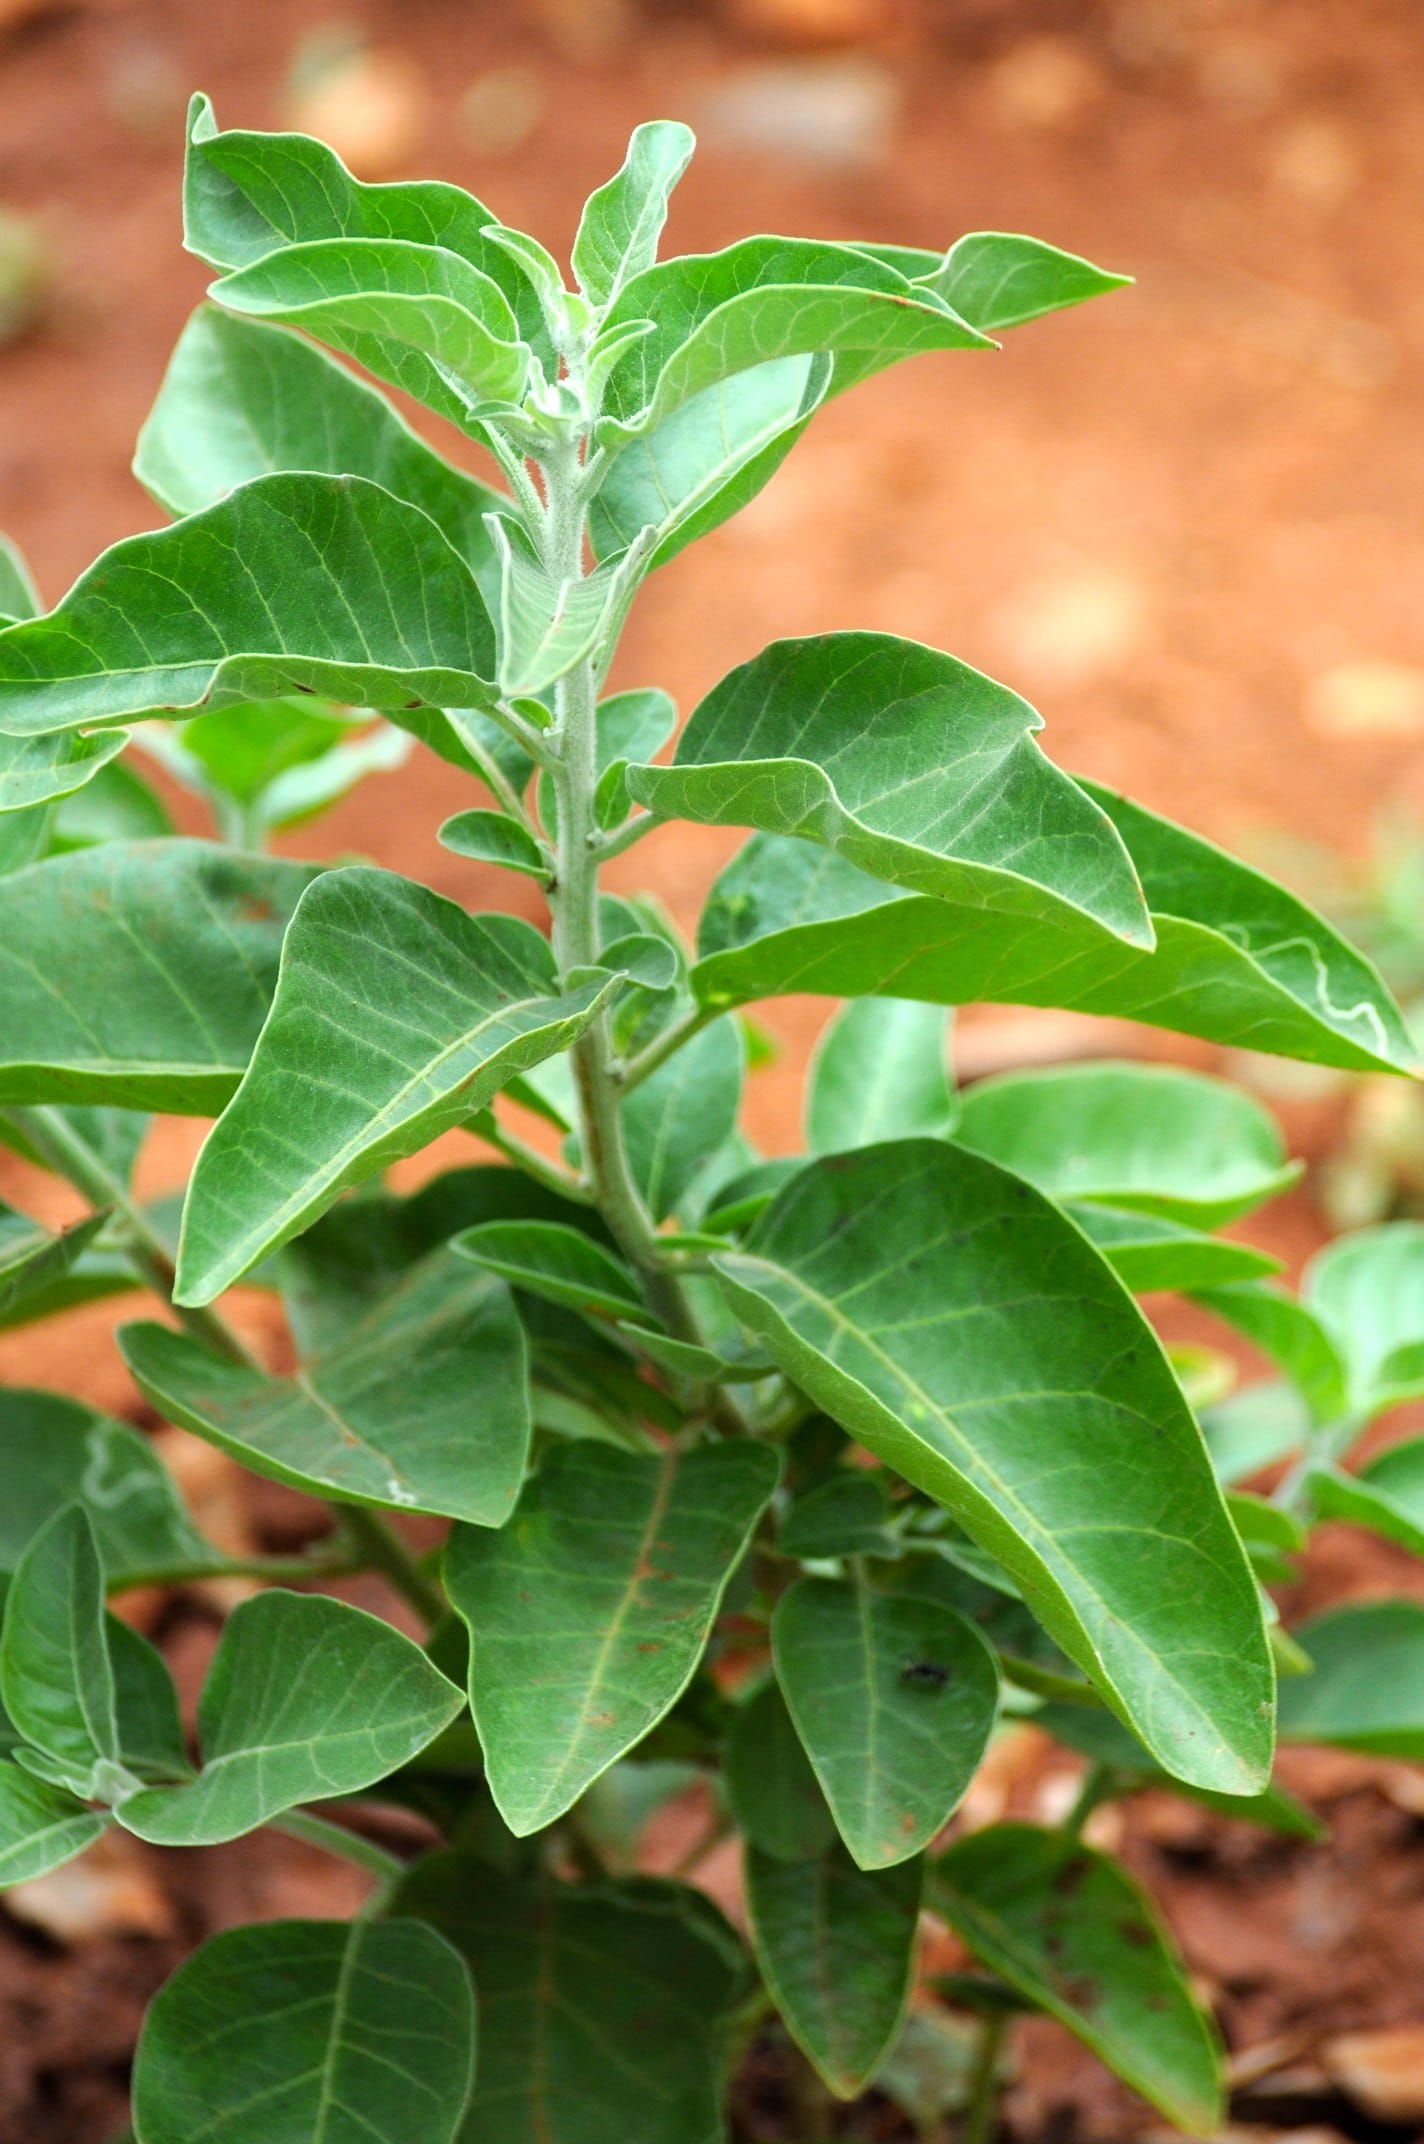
(469, 1111, 594, 1203)
(537, 442, 703, 1354)
(618, 1003, 715, 1094)
(1061, 1759, 1116, 1837)
(275, 1807, 406, 1885)
(960, 2012, 1008, 2144)
(1, 1103, 443, 1627)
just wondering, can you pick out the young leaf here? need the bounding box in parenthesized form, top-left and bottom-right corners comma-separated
(398, 1860, 744, 2144)
(131, 1916, 476, 2144)
(724, 1677, 838, 1863)
(0, 842, 318, 1111)
(121, 1249, 530, 1525)
(596, 239, 990, 447)
(589, 353, 828, 568)
(439, 806, 549, 879)
(691, 807, 1414, 1076)
(746, 1843, 923, 2097)
(0, 727, 130, 814)
(209, 237, 529, 431)
(1200, 1380, 1309, 1486)
(455, 1219, 649, 1324)
(0, 1761, 107, 1886)
(932, 1825, 1222, 2131)
(1304, 1222, 1424, 1417)
(954, 1061, 1299, 1228)
(630, 634, 1151, 946)
(176, 871, 619, 1301)
(445, 1439, 779, 1833)
(0, 1389, 217, 1586)
(1309, 1438, 1424, 1557)
(712, 1142, 1274, 1795)
(134, 307, 505, 588)
(772, 1574, 999, 1867)
(0, 1505, 120, 1799)
(865, 231, 1130, 333)
(1066, 1203, 1279, 1293)
(574, 121, 696, 310)
(0, 474, 497, 736)
(183, 91, 548, 352)
(487, 517, 635, 696)
(620, 1014, 745, 1221)
(0, 1207, 109, 1323)
(116, 1591, 463, 1844)
(1199, 1284, 1352, 1437)
(1278, 1600, 1424, 1757)
(806, 998, 955, 1152)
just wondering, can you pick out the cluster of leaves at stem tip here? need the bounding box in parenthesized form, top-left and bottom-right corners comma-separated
(0, 93, 1419, 2144)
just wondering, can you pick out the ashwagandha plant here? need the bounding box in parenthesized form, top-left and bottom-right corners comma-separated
(0, 96, 1418, 2144)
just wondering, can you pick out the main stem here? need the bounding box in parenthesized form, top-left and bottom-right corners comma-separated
(540, 443, 701, 1348)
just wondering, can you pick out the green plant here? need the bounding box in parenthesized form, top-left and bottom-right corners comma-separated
(0, 98, 1416, 2144)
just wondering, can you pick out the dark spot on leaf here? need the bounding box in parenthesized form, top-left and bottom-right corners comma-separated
(1051, 1853, 1092, 1897)
(405, 698, 423, 710)
(900, 1657, 951, 1690)
(1117, 1918, 1151, 1948)
(238, 897, 275, 923)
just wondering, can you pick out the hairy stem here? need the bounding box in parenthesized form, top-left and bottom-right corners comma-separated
(1, 1103, 443, 1626)
(275, 1807, 406, 1884)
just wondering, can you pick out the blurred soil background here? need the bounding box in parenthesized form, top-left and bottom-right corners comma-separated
(2, 0, 1424, 2136)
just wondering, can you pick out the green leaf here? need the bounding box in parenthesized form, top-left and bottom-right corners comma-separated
(1278, 1600, 1424, 1757)
(0, 1207, 109, 1322)
(574, 121, 696, 309)
(772, 1574, 999, 1867)
(0, 841, 318, 1111)
(779, 1470, 899, 1559)
(107, 1616, 188, 1782)
(0, 473, 498, 737)
(620, 1014, 745, 1221)
(455, 1220, 648, 1325)
(1035, 1703, 1324, 1839)
(488, 517, 639, 696)
(807, 998, 955, 1152)
(183, 91, 547, 354)
(598, 239, 990, 447)
(1304, 1222, 1424, 1417)
(0, 1389, 216, 1585)
(591, 686, 678, 826)
(445, 1439, 779, 1832)
(589, 354, 828, 568)
(0, 1506, 121, 1799)
(1309, 1438, 1424, 1556)
(723, 1677, 837, 1862)
(864, 231, 1130, 333)
(397, 1860, 744, 2144)
(1192, 1281, 1349, 1424)
(117, 1590, 463, 1844)
(933, 1825, 1222, 2131)
(210, 237, 528, 432)
(0, 530, 39, 621)
(746, 1844, 923, 2097)
(134, 307, 505, 590)
(176, 870, 619, 1301)
(712, 1142, 1274, 1794)
(0, 727, 130, 814)
(439, 807, 549, 879)
(131, 1915, 476, 2144)
(0, 1760, 106, 1885)
(954, 1062, 1299, 1228)
(1066, 1203, 1279, 1293)
(633, 635, 1151, 947)
(121, 1249, 529, 1525)
(691, 798, 1414, 1076)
